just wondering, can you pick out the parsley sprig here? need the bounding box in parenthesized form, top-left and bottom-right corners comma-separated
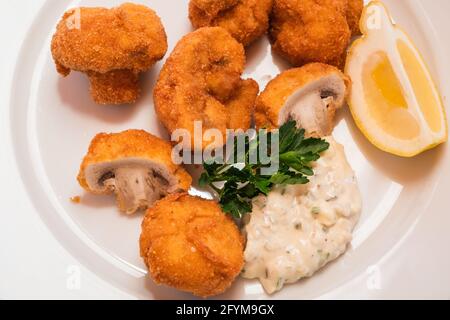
(199, 121, 330, 218)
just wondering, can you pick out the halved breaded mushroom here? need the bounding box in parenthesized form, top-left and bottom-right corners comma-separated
(78, 130, 192, 214)
(255, 63, 350, 137)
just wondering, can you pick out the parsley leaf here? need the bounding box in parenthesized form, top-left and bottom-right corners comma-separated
(199, 121, 330, 218)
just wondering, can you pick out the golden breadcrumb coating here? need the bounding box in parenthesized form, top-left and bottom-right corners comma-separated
(347, 0, 364, 36)
(270, 0, 362, 68)
(255, 63, 350, 130)
(140, 193, 244, 297)
(154, 27, 259, 151)
(192, 0, 240, 16)
(51, 3, 168, 105)
(189, 0, 273, 46)
(87, 70, 140, 106)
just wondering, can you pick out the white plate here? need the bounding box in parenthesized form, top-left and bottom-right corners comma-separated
(4, 0, 450, 299)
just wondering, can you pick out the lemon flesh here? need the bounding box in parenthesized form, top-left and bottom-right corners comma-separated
(363, 51, 420, 140)
(397, 40, 443, 134)
(345, 1, 447, 157)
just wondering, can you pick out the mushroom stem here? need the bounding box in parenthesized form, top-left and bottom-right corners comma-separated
(103, 167, 169, 214)
(284, 92, 336, 138)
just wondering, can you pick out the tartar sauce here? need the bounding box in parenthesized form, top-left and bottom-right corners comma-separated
(242, 137, 362, 294)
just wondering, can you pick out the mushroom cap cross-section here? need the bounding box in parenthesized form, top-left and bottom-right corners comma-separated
(78, 130, 192, 215)
(255, 63, 350, 137)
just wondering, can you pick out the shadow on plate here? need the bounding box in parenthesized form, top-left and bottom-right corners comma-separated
(77, 192, 116, 210)
(143, 276, 203, 300)
(57, 66, 161, 124)
(142, 271, 248, 300)
(245, 37, 270, 74)
(339, 107, 447, 185)
(77, 192, 146, 221)
(270, 47, 291, 72)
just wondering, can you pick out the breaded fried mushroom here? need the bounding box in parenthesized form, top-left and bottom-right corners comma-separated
(140, 193, 244, 297)
(78, 130, 192, 214)
(191, 0, 240, 16)
(189, 0, 273, 46)
(154, 27, 259, 151)
(255, 63, 350, 137)
(347, 0, 364, 36)
(270, 0, 363, 68)
(51, 3, 168, 105)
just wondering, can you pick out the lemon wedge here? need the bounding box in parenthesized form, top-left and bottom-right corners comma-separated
(345, 1, 447, 157)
